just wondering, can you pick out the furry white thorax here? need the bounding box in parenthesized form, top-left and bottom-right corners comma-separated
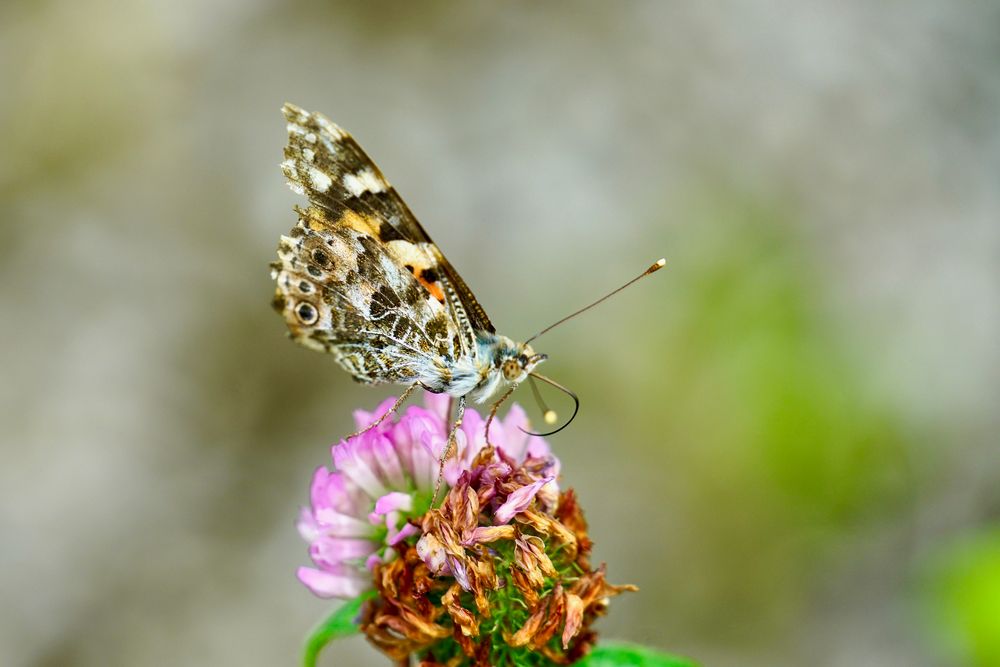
(421, 333, 542, 403)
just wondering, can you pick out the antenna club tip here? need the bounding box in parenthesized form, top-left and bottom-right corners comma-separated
(543, 410, 558, 425)
(648, 258, 667, 273)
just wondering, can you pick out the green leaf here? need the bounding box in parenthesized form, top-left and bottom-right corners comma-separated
(577, 641, 700, 667)
(302, 591, 376, 667)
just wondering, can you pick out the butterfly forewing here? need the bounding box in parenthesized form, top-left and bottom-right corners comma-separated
(281, 103, 495, 341)
(274, 104, 497, 388)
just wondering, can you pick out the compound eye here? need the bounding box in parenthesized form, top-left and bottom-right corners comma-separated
(295, 302, 319, 325)
(502, 359, 521, 381)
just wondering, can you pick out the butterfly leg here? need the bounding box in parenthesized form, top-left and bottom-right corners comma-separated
(345, 382, 418, 442)
(431, 394, 466, 507)
(483, 386, 516, 446)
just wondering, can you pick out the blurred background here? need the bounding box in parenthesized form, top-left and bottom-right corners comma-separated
(2, 2, 998, 666)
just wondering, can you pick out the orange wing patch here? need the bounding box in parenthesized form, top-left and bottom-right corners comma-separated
(413, 268, 446, 304)
(383, 240, 447, 304)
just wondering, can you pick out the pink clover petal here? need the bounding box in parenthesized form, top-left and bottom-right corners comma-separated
(415, 429, 444, 491)
(353, 396, 399, 433)
(494, 476, 555, 524)
(388, 522, 419, 546)
(398, 410, 441, 491)
(480, 460, 513, 488)
(454, 429, 477, 471)
(297, 566, 367, 599)
(459, 409, 487, 455)
(447, 555, 472, 590)
(362, 547, 396, 572)
(371, 435, 407, 489)
(297, 507, 321, 542)
(313, 469, 368, 517)
(309, 466, 333, 511)
(373, 491, 414, 516)
(442, 430, 473, 486)
(364, 552, 382, 571)
(404, 409, 442, 485)
(333, 439, 389, 499)
(525, 437, 553, 461)
(382, 512, 410, 544)
(311, 467, 366, 517)
(310, 537, 378, 568)
(422, 391, 452, 421)
(313, 507, 374, 538)
(497, 404, 531, 460)
(387, 421, 416, 483)
(403, 404, 446, 438)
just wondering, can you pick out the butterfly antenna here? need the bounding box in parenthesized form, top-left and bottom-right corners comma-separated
(518, 373, 580, 437)
(525, 258, 666, 343)
(528, 374, 558, 425)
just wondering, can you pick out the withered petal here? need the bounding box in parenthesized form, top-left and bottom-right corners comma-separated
(561, 593, 585, 649)
(463, 524, 516, 545)
(506, 598, 548, 648)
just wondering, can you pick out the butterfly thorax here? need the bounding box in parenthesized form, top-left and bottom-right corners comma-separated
(467, 333, 546, 404)
(421, 332, 543, 403)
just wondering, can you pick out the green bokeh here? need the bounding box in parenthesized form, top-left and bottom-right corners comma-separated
(923, 531, 1000, 667)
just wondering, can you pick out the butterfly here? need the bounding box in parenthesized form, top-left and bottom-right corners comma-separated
(271, 103, 663, 481)
(271, 102, 558, 449)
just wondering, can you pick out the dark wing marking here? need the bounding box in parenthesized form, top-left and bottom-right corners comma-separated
(271, 202, 462, 388)
(281, 103, 496, 338)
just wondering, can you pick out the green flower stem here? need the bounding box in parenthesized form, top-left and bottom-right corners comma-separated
(302, 591, 375, 667)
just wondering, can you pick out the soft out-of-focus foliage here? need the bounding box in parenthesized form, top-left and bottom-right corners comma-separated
(615, 190, 919, 639)
(2, 2, 997, 666)
(578, 643, 700, 667)
(922, 531, 1000, 667)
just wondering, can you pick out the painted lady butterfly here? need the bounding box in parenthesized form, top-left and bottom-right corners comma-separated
(271, 104, 662, 485)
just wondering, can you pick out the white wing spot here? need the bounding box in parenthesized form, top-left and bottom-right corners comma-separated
(302, 148, 316, 162)
(287, 122, 307, 137)
(308, 167, 333, 192)
(304, 132, 317, 144)
(317, 117, 345, 139)
(343, 168, 387, 196)
(280, 158, 297, 178)
(288, 182, 305, 196)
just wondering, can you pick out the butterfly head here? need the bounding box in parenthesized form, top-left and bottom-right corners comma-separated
(480, 335, 579, 437)
(471, 334, 546, 402)
(500, 343, 547, 385)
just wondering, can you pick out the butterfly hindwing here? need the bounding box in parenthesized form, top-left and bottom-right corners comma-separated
(271, 201, 464, 386)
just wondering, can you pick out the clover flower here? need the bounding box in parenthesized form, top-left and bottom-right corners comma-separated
(297, 393, 635, 667)
(296, 393, 558, 600)
(363, 449, 635, 666)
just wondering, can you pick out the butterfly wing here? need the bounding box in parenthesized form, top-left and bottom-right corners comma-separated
(271, 201, 463, 387)
(281, 103, 495, 344)
(274, 104, 498, 389)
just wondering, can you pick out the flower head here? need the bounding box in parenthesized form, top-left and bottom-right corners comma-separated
(297, 393, 558, 599)
(297, 392, 634, 666)
(365, 446, 635, 665)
